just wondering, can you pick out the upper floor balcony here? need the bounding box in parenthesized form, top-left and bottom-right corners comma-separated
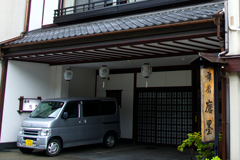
(54, 0, 204, 24)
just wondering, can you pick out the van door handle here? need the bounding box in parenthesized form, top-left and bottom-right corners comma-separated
(84, 119, 87, 123)
(79, 120, 81, 123)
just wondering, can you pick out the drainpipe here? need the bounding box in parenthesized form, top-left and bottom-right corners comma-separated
(218, 1, 229, 58)
(217, 1, 230, 160)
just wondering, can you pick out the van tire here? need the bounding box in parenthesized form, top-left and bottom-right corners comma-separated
(19, 148, 34, 153)
(104, 133, 115, 149)
(45, 139, 61, 157)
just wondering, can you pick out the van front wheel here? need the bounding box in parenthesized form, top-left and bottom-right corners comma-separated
(104, 133, 115, 149)
(45, 139, 61, 157)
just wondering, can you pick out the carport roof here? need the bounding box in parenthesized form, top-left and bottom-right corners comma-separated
(3, 1, 224, 47)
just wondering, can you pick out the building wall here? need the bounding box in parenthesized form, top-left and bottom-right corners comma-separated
(96, 70, 191, 139)
(228, 0, 240, 56)
(29, 0, 58, 30)
(227, 1, 240, 159)
(97, 73, 134, 139)
(137, 70, 191, 87)
(227, 72, 240, 160)
(0, 61, 96, 143)
(68, 67, 96, 97)
(0, 61, 67, 143)
(0, 0, 26, 42)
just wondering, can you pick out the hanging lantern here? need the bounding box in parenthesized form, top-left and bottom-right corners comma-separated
(141, 63, 152, 88)
(63, 69, 73, 81)
(99, 65, 109, 88)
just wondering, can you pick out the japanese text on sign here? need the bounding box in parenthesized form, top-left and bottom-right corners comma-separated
(201, 68, 215, 143)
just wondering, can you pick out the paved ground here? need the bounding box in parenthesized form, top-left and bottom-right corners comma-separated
(0, 142, 197, 160)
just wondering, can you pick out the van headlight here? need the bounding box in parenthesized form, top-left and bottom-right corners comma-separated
(19, 127, 24, 134)
(40, 129, 51, 136)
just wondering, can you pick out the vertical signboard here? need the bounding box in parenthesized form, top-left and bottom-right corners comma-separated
(201, 67, 215, 143)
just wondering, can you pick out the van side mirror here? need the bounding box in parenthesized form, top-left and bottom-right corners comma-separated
(62, 112, 68, 119)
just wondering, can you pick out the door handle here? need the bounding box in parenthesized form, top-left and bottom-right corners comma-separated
(84, 119, 87, 123)
(79, 120, 81, 123)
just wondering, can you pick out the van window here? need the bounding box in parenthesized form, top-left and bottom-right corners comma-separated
(82, 101, 100, 117)
(101, 101, 116, 115)
(63, 101, 79, 118)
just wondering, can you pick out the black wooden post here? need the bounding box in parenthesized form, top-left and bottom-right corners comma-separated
(214, 65, 219, 156)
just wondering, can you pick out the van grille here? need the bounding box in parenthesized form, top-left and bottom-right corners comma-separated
(23, 137, 37, 141)
(23, 130, 39, 136)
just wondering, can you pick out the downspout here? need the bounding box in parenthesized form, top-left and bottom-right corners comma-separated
(224, 75, 230, 160)
(218, 1, 229, 58)
(217, 1, 230, 160)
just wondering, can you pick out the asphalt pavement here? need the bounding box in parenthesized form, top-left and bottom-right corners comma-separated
(0, 142, 196, 160)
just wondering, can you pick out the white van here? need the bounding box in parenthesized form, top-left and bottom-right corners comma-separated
(17, 97, 121, 156)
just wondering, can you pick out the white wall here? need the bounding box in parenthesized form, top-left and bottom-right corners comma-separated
(28, 0, 44, 31)
(227, 72, 240, 160)
(137, 70, 191, 87)
(68, 68, 96, 97)
(43, 0, 59, 25)
(227, 1, 240, 159)
(0, 0, 26, 42)
(97, 73, 134, 139)
(0, 61, 67, 143)
(228, 0, 240, 56)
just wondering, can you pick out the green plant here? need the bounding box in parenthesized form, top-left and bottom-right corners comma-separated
(205, 156, 221, 160)
(177, 132, 222, 160)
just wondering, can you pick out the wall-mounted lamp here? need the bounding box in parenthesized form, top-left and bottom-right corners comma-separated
(99, 65, 109, 88)
(63, 68, 73, 81)
(141, 63, 152, 88)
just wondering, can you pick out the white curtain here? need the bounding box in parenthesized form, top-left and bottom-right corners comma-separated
(64, 0, 75, 7)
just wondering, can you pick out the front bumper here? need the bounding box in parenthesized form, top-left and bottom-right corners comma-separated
(17, 133, 49, 150)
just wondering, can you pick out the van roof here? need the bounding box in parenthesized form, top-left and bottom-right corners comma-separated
(42, 97, 116, 102)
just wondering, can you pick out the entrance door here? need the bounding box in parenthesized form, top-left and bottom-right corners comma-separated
(136, 87, 193, 146)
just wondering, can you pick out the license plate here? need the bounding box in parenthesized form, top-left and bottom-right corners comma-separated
(25, 139, 33, 146)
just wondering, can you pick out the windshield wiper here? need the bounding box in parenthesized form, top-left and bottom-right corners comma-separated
(47, 116, 55, 118)
(30, 115, 46, 118)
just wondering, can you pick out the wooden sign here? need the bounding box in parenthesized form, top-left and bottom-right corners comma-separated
(18, 96, 42, 113)
(201, 67, 215, 143)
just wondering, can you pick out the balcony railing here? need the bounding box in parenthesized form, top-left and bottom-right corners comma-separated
(54, 0, 145, 17)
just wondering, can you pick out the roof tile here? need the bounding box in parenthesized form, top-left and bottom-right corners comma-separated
(4, 1, 224, 46)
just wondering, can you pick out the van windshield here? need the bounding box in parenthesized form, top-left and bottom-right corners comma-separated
(30, 101, 64, 118)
